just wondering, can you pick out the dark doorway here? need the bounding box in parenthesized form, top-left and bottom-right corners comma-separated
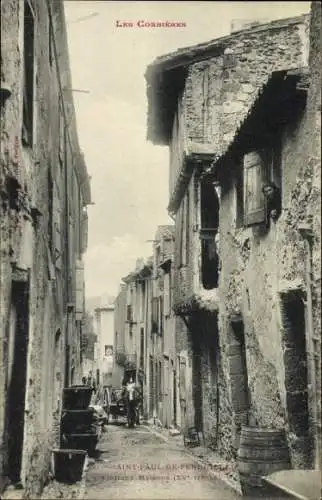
(280, 291, 312, 466)
(191, 324, 203, 431)
(200, 178, 220, 289)
(228, 318, 250, 441)
(6, 278, 30, 483)
(140, 328, 144, 369)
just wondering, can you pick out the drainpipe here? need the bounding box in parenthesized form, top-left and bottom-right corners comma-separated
(298, 222, 319, 469)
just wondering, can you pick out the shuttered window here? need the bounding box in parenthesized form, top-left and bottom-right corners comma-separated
(126, 305, 132, 322)
(159, 296, 164, 336)
(151, 297, 158, 333)
(243, 150, 267, 226)
(164, 273, 170, 317)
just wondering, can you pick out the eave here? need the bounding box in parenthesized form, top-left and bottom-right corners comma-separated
(145, 14, 309, 146)
(210, 67, 310, 173)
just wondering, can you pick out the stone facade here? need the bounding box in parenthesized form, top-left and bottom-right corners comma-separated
(0, 0, 91, 496)
(114, 257, 154, 404)
(93, 303, 115, 387)
(146, 10, 320, 467)
(150, 226, 176, 427)
(113, 226, 178, 427)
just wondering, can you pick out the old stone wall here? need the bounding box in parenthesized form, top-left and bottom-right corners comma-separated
(114, 285, 127, 355)
(165, 13, 314, 462)
(173, 173, 198, 309)
(171, 19, 310, 315)
(217, 7, 321, 467)
(184, 15, 309, 156)
(0, 0, 88, 496)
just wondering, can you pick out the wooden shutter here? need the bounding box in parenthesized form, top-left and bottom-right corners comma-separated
(159, 296, 164, 335)
(164, 273, 170, 317)
(243, 151, 267, 226)
(151, 298, 158, 333)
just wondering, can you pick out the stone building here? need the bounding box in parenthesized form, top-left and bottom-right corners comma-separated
(145, 13, 317, 463)
(114, 226, 177, 426)
(0, 0, 91, 496)
(150, 225, 176, 427)
(114, 258, 153, 404)
(81, 312, 97, 381)
(93, 301, 115, 387)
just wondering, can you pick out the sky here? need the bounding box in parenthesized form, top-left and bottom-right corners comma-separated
(63, 0, 311, 301)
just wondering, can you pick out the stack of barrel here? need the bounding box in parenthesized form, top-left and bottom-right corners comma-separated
(60, 385, 100, 456)
(237, 426, 291, 497)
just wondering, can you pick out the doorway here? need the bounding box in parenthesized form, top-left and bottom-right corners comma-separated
(228, 317, 250, 450)
(280, 290, 312, 466)
(6, 278, 30, 483)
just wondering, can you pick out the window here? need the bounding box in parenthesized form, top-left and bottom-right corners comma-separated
(200, 178, 220, 289)
(243, 150, 267, 226)
(243, 147, 282, 227)
(22, 0, 35, 146)
(159, 296, 164, 336)
(164, 273, 170, 317)
(126, 305, 132, 322)
(140, 328, 144, 368)
(151, 297, 158, 333)
(104, 345, 113, 357)
(156, 245, 161, 268)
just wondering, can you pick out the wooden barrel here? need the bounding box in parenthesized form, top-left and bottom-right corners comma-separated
(237, 426, 291, 497)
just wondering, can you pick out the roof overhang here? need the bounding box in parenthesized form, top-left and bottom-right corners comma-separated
(210, 67, 310, 173)
(122, 263, 153, 284)
(145, 14, 309, 146)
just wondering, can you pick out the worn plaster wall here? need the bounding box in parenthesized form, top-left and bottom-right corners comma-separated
(1, 0, 88, 496)
(114, 285, 127, 355)
(218, 7, 320, 468)
(165, 13, 312, 462)
(183, 15, 309, 157)
(192, 312, 233, 459)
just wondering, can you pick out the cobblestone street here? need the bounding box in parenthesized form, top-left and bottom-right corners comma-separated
(84, 423, 241, 500)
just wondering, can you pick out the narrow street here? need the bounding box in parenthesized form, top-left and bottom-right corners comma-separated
(1, 2, 320, 499)
(84, 423, 241, 500)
